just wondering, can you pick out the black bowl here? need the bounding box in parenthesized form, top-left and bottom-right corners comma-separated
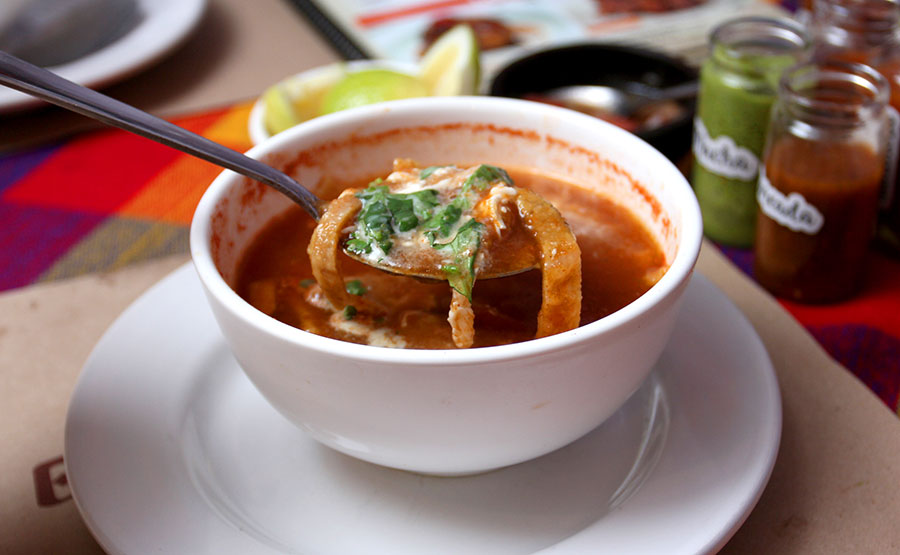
(488, 43, 697, 162)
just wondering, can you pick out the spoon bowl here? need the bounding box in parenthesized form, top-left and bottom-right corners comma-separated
(344, 222, 541, 281)
(344, 250, 539, 280)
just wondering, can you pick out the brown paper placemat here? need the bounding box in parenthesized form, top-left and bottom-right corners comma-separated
(700, 245, 900, 554)
(0, 254, 187, 554)
(2, 244, 900, 553)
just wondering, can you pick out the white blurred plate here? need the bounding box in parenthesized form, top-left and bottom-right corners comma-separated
(65, 265, 780, 554)
(0, 0, 206, 113)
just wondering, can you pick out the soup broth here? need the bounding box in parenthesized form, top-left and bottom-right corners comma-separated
(235, 167, 667, 349)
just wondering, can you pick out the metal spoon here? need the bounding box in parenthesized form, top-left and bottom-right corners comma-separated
(0, 50, 322, 219)
(0, 51, 536, 280)
(542, 81, 698, 117)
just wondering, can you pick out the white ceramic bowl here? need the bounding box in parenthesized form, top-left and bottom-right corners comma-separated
(248, 60, 420, 145)
(191, 96, 702, 475)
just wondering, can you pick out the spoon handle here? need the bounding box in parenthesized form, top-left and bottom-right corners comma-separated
(0, 51, 321, 220)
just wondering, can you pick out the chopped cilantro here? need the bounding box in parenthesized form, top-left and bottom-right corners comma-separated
(420, 165, 511, 241)
(342, 305, 357, 320)
(356, 184, 385, 200)
(350, 186, 393, 254)
(345, 280, 367, 296)
(345, 238, 372, 254)
(350, 186, 441, 253)
(434, 219, 484, 301)
(387, 197, 418, 231)
(463, 164, 513, 192)
(407, 189, 440, 220)
(299, 278, 315, 288)
(423, 199, 464, 239)
(346, 166, 506, 301)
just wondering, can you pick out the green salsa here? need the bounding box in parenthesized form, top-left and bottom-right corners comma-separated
(691, 19, 810, 247)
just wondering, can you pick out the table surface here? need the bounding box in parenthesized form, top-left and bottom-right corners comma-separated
(2, 0, 900, 553)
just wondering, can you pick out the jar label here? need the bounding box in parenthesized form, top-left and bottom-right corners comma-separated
(692, 118, 759, 181)
(757, 168, 824, 235)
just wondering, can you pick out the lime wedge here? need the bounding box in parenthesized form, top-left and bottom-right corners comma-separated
(320, 69, 429, 115)
(283, 64, 348, 122)
(262, 64, 348, 134)
(261, 83, 301, 135)
(419, 24, 480, 96)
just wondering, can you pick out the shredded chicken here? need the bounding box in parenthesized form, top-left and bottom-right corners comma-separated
(304, 283, 333, 311)
(448, 289, 475, 348)
(473, 184, 518, 236)
(384, 158, 420, 186)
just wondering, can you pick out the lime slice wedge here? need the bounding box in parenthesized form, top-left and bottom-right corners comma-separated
(419, 24, 480, 96)
(261, 83, 300, 135)
(283, 64, 348, 122)
(320, 69, 429, 115)
(262, 64, 348, 134)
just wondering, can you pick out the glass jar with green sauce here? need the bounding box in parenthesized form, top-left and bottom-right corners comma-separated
(691, 17, 811, 246)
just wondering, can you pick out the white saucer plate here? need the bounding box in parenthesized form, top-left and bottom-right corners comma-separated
(0, 0, 206, 113)
(65, 265, 780, 554)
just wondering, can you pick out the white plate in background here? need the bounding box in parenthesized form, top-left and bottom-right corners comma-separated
(0, 0, 206, 113)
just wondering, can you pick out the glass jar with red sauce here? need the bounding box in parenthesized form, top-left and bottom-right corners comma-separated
(754, 61, 892, 302)
(811, 0, 900, 250)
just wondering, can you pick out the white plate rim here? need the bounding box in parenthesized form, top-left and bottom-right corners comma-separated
(64, 264, 780, 554)
(0, 0, 207, 113)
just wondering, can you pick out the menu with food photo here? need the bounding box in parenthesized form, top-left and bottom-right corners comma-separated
(288, 0, 787, 69)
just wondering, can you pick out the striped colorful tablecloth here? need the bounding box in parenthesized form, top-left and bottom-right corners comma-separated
(2, 101, 898, 414)
(720, 245, 900, 413)
(0, 102, 253, 290)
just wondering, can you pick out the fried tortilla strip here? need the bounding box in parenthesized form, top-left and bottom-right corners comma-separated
(308, 189, 368, 312)
(515, 188, 582, 338)
(448, 289, 475, 348)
